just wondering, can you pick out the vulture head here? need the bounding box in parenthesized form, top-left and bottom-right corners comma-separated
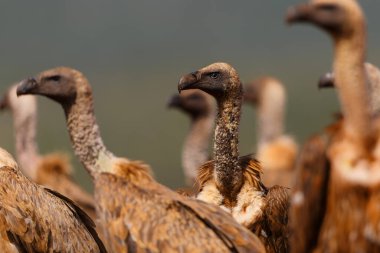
(16, 67, 91, 107)
(286, 0, 364, 39)
(178, 62, 241, 100)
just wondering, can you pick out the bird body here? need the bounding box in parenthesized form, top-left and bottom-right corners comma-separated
(0, 148, 106, 252)
(178, 62, 289, 253)
(17, 66, 266, 253)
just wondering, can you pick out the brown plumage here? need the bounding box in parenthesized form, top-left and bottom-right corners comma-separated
(289, 132, 333, 253)
(17, 67, 266, 253)
(244, 77, 298, 187)
(178, 62, 290, 253)
(0, 147, 106, 252)
(0, 84, 96, 219)
(167, 90, 216, 188)
(288, 0, 380, 251)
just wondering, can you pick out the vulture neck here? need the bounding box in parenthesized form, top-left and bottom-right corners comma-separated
(12, 97, 40, 179)
(257, 84, 285, 148)
(214, 86, 244, 200)
(182, 113, 214, 185)
(333, 27, 373, 154)
(63, 91, 114, 177)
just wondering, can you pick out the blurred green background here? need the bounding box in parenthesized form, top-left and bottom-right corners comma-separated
(0, 0, 379, 191)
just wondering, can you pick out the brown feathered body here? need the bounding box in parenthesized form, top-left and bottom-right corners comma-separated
(287, 0, 380, 252)
(0, 84, 96, 219)
(289, 132, 332, 253)
(94, 159, 265, 253)
(198, 156, 289, 253)
(0, 148, 106, 252)
(16, 67, 266, 253)
(178, 63, 290, 253)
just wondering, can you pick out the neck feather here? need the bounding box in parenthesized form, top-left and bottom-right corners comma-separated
(64, 93, 114, 176)
(12, 98, 40, 179)
(214, 86, 243, 199)
(333, 30, 373, 153)
(182, 114, 214, 185)
(257, 84, 285, 147)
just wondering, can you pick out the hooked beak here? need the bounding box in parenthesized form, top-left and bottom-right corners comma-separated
(0, 94, 8, 111)
(167, 94, 182, 108)
(286, 3, 313, 24)
(178, 72, 199, 94)
(16, 78, 38, 97)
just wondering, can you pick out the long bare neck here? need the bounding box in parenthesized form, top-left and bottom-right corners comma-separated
(12, 96, 40, 179)
(182, 113, 214, 185)
(214, 87, 243, 199)
(257, 83, 285, 147)
(64, 93, 114, 177)
(333, 29, 372, 153)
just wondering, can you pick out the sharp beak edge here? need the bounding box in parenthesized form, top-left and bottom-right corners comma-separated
(178, 72, 198, 94)
(16, 78, 37, 97)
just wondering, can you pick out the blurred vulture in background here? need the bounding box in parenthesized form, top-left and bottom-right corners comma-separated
(167, 90, 216, 190)
(244, 77, 298, 188)
(287, 0, 380, 252)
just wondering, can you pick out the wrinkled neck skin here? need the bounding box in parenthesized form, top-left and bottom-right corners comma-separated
(214, 87, 243, 200)
(63, 93, 115, 177)
(182, 113, 214, 185)
(12, 98, 40, 179)
(333, 30, 373, 155)
(257, 86, 285, 148)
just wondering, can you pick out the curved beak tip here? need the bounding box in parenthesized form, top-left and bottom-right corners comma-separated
(285, 7, 297, 24)
(167, 94, 181, 108)
(16, 78, 37, 97)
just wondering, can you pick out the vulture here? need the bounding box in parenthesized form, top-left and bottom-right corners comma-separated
(287, 0, 380, 251)
(16, 67, 265, 253)
(178, 62, 290, 253)
(0, 84, 96, 219)
(244, 77, 298, 187)
(167, 90, 216, 188)
(0, 147, 106, 252)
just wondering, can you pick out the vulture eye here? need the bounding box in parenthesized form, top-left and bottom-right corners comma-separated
(46, 75, 61, 82)
(209, 72, 220, 79)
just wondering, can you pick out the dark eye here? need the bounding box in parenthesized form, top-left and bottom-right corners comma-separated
(209, 72, 220, 79)
(46, 75, 61, 82)
(317, 4, 338, 12)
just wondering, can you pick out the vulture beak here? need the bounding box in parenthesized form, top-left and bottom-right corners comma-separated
(286, 3, 313, 24)
(0, 94, 8, 111)
(178, 72, 199, 94)
(243, 84, 259, 105)
(16, 78, 38, 96)
(318, 72, 335, 89)
(167, 94, 182, 108)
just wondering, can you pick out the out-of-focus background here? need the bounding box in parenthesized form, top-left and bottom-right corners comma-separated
(0, 0, 379, 191)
